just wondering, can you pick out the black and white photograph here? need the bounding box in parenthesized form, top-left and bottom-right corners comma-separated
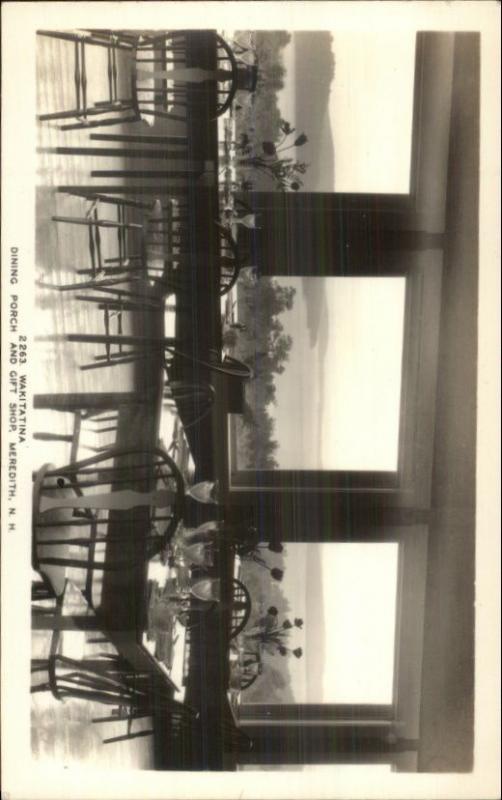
(1, 2, 500, 798)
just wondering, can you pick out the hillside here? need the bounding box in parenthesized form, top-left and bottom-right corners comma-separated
(233, 30, 335, 192)
(293, 32, 335, 191)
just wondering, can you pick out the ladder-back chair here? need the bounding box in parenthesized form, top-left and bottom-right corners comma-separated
(38, 30, 255, 130)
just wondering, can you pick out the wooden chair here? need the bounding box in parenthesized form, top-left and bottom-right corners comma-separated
(163, 380, 216, 430)
(31, 577, 112, 642)
(44, 195, 242, 306)
(164, 347, 253, 380)
(32, 446, 186, 601)
(79, 295, 145, 372)
(37, 30, 254, 130)
(43, 192, 167, 370)
(147, 218, 242, 296)
(31, 573, 61, 630)
(228, 578, 252, 640)
(86, 197, 177, 284)
(37, 30, 140, 129)
(54, 327, 253, 379)
(48, 279, 165, 374)
(32, 576, 57, 603)
(217, 225, 243, 296)
(92, 216, 242, 297)
(33, 648, 160, 745)
(32, 585, 196, 746)
(132, 31, 251, 121)
(44, 194, 180, 299)
(34, 407, 121, 458)
(152, 592, 218, 633)
(237, 650, 263, 691)
(53, 193, 149, 281)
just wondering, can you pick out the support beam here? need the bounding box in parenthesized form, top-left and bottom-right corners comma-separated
(240, 723, 403, 765)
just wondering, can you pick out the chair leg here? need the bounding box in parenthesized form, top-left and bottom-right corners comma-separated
(31, 682, 51, 694)
(33, 431, 75, 444)
(37, 556, 132, 570)
(37, 29, 135, 128)
(31, 659, 50, 673)
(102, 729, 153, 744)
(61, 208, 104, 277)
(75, 292, 161, 310)
(32, 578, 56, 602)
(93, 710, 150, 723)
(80, 354, 141, 371)
(60, 113, 138, 131)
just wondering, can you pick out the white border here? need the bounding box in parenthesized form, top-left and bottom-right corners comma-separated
(1, 3, 500, 798)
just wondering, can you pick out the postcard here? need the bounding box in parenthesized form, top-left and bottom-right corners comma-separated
(1, 2, 500, 799)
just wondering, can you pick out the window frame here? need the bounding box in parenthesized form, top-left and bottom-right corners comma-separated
(228, 255, 442, 508)
(235, 527, 428, 769)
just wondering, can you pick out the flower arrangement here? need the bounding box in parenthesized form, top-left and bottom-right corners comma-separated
(223, 118, 309, 192)
(243, 609, 304, 658)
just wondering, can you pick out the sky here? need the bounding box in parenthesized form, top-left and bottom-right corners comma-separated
(274, 543, 399, 705)
(318, 542, 399, 704)
(274, 544, 308, 700)
(270, 277, 406, 472)
(277, 31, 417, 194)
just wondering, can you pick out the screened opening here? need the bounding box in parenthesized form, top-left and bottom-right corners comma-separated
(229, 276, 406, 474)
(239, 542, 399, 709)
(277, 31, 417, 193)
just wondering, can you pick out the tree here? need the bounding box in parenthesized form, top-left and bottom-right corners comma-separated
(243, 662, 291, 703)
(261, 62, 286, 90)
(232, 275, 296, 469)
(229, 31, 299, 190)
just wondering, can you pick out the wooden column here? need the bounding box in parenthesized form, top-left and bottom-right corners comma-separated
(240, 722, 402, 765)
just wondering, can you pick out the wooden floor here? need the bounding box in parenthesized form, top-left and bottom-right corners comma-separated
(33, 30, 240, 771)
